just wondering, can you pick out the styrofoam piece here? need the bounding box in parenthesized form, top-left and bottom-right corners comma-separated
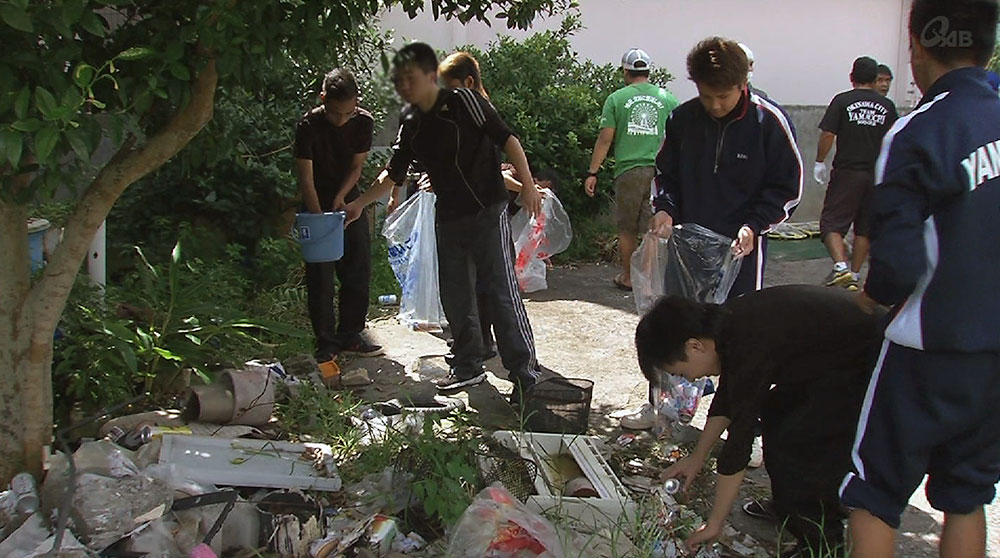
(157, 435, 341, 492)
(492, 431, 637, 527)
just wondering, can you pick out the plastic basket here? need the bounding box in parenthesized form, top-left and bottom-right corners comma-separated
(294, 212, 345, 263)
(523, 378, 594, 435)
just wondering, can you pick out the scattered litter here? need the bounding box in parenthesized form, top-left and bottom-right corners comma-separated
(390, 531, 425, 554)
(620, 475, 654, 492)
(492, 431, 637, 528)
(158, 435, 341, 492)
(367, 514, 398, 557)
(447, 484, 569, 558)
(340, 368, 373, 388)
(616, 433, 636, 447)
(70, 473, 173, 550)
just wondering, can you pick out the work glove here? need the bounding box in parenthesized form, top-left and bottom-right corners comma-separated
(813, 161, 830, 185)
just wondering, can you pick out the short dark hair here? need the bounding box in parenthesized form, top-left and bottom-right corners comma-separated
(634, 296, 728, 385)
(625, 69, 650, 79)
(393, 42, 438, 75)
(851, 56, 879, 84)
(687, 37, 749, 89)
(910, 0, 998, 66)
(877, 64, 894, 78)
(534, 167, 560, 192)
(322, 68, 358, 101)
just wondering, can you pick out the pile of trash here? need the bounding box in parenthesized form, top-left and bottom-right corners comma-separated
(1, 352, 771, 558)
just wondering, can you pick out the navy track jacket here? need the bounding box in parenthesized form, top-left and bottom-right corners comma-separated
(866, 67, 1000, 353)
(652, 90, 803, 240)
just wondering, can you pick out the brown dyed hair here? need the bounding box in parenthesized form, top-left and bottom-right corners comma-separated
(440, 51, 489, 99)
(686, 37, 749, 89)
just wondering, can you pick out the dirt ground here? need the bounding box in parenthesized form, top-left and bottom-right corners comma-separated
(342, 243, 1000, 557)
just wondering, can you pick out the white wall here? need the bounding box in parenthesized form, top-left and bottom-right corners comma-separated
(380, 0, 918, 107)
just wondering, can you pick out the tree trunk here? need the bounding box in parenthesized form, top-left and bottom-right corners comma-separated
(0, 59, 218, 485)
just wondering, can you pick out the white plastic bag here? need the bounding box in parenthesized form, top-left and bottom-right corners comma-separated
(383, 191, 447, 331)
(509, 189, 573, 293)
(630, 224, 743, 316)
(447, 484, 566, 558)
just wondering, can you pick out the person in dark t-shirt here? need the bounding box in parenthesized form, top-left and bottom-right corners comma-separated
(636, 285, 884, 555)
(293, 68, 382, 362)
(815, 57, 898, 290)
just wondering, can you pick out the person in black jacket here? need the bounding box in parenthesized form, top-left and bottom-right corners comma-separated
(345, 43, 543, 403)
(637, 286, 884, 556)
(840, 1, 1000, 557)
(651, 37, 802, 299)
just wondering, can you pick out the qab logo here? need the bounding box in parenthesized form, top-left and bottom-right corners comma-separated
(627, 102, 658, 136)
(921, 16, 973, 48)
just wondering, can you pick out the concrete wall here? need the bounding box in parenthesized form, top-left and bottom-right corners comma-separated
(786, 105, 829, 222)
(380, 0, 919, 109)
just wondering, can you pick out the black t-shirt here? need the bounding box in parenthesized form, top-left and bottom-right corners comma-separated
(386, 88, 514, 222)
(819, 89, 898, 171)
(706, 285, 886, 475)
(293, 106, 374, 208)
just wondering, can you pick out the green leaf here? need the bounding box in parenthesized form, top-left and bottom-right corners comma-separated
(73, 64, 95, 88)
(153, 347, 183, 361)
(11, 119, 41, 132)
(65, 127, 89, 162)
(81, 11, 105, 37)
(34, 125, 59, 162)
(116, 47, 155, 61)
(0, 5, 33, 32)
(165, 41, 184, 62)
(14, 86, 30, 119)
(184, 333, 202, 346)
(34, 87, 57, 117)
(62, 0, 85, 26)
(168, 63, 190, 81)
(1, 129, 23, 167)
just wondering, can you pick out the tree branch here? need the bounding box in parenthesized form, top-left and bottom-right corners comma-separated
(26, 58, 219, 334)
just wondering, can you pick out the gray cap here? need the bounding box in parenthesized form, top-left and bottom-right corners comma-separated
(621, 48, 652, 71)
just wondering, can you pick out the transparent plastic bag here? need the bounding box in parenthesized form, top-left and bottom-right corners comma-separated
(652, 375, 706, 434)
(383, 190, 447, 331)
(630, 224, 743, 316)
(447, 484, 565, 558)
(509, 189, 573, 293)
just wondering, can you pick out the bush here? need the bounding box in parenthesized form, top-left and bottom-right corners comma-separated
(467, 15, 673, 260)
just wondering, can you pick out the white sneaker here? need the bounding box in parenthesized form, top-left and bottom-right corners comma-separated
(620, 403, 655, 430)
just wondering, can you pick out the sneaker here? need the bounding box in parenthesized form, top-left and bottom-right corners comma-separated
(748, 436, 764, 468)
(435, 370, 486, 391)
(742, 498, 777, 521)
(339, 340, 384, 357)
(845, 278, 860, 291)
(620, 403, 655, 430)
(824, 269, 854, 287)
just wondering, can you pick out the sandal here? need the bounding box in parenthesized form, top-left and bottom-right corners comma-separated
(613, 274, 632, 291)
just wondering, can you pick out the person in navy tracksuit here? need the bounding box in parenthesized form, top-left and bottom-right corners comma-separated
(651, 36, 803, 299)
(839, 1, 1000, 556)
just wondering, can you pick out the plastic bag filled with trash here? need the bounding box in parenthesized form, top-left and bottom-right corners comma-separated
(383, 190, 447, 332)
(509, 188, 573, 293)
(630, 224, 742, 316)
(447, 484, 568, 558)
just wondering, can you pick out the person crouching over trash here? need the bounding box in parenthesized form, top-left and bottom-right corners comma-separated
(635, 285, 884, 557)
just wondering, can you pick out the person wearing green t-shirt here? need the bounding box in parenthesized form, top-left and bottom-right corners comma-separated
(585, 48, 679, 290)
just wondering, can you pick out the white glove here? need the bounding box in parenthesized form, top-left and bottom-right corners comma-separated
(813, 161, 830, 185)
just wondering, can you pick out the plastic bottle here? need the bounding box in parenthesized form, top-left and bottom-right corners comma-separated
(378, 294, 398, 306)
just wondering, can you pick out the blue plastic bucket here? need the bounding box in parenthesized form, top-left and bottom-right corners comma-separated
(294, 212, 345, 263)
(27, 218, 51, 272)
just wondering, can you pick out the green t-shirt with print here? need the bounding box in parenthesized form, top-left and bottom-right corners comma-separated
(600, 82, 679, 177)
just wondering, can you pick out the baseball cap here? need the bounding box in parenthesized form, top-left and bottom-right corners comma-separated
(622, 48, 652, 71)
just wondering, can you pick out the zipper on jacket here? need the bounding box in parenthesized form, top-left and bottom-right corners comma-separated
(714, 119, 734, 174)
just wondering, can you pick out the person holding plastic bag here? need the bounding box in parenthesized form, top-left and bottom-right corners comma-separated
(635, 286, 884, 556)
(650, 37, 802, 299)
(345, 43, 543, 403)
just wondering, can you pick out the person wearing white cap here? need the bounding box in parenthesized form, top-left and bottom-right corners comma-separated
(584, 47, 678, 292)
(738, 42, 769, 98)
